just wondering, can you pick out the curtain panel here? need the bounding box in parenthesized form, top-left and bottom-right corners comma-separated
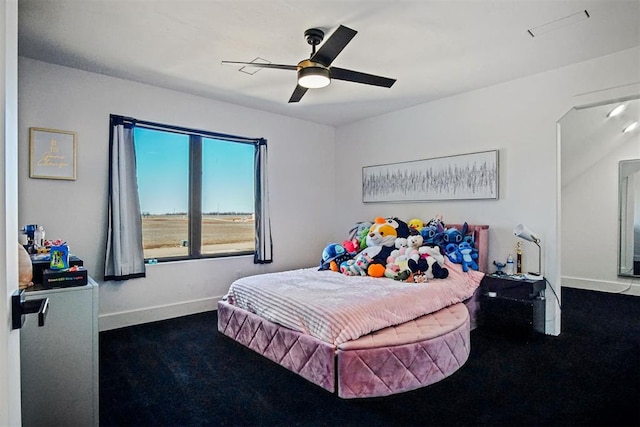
(255, 139, 273, 263)
(104, 116, 146, 280)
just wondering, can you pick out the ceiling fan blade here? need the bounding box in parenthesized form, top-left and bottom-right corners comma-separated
(311, 25, 357, 67)
(330, 67, 396, 88)
(221, 61, 297, 71)
(288, 85, 308, 103)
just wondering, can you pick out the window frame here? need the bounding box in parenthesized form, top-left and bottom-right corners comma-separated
(131, 119, 261, 263)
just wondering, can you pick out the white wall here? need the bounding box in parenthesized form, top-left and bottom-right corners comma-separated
(562, 122, 639, 295)
(18, 57, 335, 330)
(18, 46, 640, 334)
(334, 46, 640, 335)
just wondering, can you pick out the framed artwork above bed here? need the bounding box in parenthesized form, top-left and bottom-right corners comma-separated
(362, 150, 499, 203)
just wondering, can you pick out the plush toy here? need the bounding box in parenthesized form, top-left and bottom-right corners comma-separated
(387, 237, 409, 261)
(342, 239, 359, 255)
(407, 218, 424, 234)
(406, 272, 428, 283)
(319, 243, 352, 272)
(358, 217, 398, 277)
(445, 240, 479, 272)
(355, 222, 372, 250)
(408, 244, 449, 279)
(385, 217, 410, 239)
(456, 241, 479, 272)
(340, 252, 372, 276)
(421, 221, 445, 247)
(441, 222, 469, 254)
(443, 222, 467, 245)
(445, 243, 461, 264)
(348, 221, 371, 241)
(384, 254, 412, 281)
(384, 237, 411, 280)
(419, 244, 446, 266)
(405, 231, 424, 262)
(426, 215, 445, 229)
(493, 260, 506, 275)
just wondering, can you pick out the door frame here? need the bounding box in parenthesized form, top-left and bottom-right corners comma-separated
(1, 1, 22, 425)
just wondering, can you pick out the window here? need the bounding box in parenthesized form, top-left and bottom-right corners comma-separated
(134, 126, 256, 261)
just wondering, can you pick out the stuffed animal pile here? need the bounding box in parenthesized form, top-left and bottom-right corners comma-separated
(319, 216, 479, 282)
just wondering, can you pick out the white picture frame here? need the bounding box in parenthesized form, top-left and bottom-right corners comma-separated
(362, 150, 499, 203)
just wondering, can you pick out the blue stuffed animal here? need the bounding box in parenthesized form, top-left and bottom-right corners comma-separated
(442, 222, 468, 245)
(421, 222, 445, 247)
(445, 241, 479, 272)
(319, 243, 352, 271)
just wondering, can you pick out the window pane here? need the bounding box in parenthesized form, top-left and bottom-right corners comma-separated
(135, 128, 190, 258)
(201, 138, 255, 255)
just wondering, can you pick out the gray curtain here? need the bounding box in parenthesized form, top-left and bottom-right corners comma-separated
(254, 139, 272, 263)
(104, 116, 146, 280)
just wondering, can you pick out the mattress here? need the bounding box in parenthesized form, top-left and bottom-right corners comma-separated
(225, 259, 483, 346)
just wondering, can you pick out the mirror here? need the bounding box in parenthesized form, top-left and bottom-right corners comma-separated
(619, 159, 640, 277)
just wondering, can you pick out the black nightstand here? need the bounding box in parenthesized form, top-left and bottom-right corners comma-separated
(480, 274, 546, 335)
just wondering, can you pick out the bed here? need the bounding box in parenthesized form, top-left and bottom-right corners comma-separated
(218, 223, 489, 398)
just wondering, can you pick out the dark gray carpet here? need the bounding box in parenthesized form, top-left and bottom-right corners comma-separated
(100, 287, 640, 426)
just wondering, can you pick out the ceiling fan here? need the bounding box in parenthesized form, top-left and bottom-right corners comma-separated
(221, 25, 397, 103)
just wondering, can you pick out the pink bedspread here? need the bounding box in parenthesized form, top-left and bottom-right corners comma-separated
(224, 260, 483, 345)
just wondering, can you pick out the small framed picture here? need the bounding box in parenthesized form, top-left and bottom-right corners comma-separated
(29, 127, 77, 180)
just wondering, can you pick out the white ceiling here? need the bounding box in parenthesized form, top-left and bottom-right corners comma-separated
(17, 0, 640, 126)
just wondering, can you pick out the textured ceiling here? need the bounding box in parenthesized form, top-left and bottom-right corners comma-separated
(18, 0, 640, 126)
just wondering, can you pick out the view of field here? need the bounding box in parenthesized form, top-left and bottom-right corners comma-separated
(141, 214, 254, 258)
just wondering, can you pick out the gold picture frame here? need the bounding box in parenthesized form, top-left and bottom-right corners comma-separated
(29, 127, 77, 180)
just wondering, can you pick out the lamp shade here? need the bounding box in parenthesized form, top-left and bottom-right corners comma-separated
(298, 66, 330, 89)
(514, 223, 540, 243)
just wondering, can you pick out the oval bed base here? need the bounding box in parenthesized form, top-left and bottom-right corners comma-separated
(217, 300, 470, 399)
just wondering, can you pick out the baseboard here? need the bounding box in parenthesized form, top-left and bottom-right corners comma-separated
(561, 276, 640, 296)
(99, 296, 223, 331)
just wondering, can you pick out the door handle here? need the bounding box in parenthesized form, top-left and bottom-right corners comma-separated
(11, 289, 49, 330)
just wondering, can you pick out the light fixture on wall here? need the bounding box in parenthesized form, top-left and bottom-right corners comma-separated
(513, 224, 542, 277)
(607, 104, 626, 118)
(297, 62, 331, 89)
(622, 122, 639, 133)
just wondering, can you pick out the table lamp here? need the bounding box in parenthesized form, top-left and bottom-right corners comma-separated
(513, 224, 542, 277)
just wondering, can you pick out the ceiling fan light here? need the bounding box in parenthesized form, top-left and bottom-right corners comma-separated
(298, 66, 330, 89)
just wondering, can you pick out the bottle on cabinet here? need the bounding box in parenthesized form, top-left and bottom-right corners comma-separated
(505, 254, 515, 275)
(34, 226, 45, 247)
(516, 242, 522, 274)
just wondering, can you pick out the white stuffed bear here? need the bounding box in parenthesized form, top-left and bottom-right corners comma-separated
(406, 233, 424, 263)
(387, 237, 408, 263)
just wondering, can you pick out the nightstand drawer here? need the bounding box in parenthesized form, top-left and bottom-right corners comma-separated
(482, 275, 545, 299)
(483, 297, 534, 323)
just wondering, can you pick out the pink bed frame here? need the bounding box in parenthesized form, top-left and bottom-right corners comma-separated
(217, 224, 489, 399)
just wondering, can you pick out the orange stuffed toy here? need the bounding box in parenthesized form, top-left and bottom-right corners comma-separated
(358, 217, 398, 277)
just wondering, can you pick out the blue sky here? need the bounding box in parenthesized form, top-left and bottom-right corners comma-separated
(134, 127, 254, 214)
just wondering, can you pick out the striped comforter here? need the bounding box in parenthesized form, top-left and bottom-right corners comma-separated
(224, 259, 484, 345)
